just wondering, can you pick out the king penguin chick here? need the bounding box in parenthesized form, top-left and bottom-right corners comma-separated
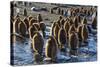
(45, 36, 58, 62)
(32, 31, 44, 55)
(69, 31, 79, 56)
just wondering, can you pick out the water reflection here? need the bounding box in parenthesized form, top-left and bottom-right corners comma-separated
(12, 28, 97, 65)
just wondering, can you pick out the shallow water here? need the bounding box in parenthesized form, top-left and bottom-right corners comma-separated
(11, 27, 97, 66)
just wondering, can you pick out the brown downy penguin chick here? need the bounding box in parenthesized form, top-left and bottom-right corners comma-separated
(68, 24, 76, 35)
(40, 22, 46, 38)
(32, 31, 44, 55)
(29, 18, 37, 27)
(23, 17, 30, 38)
(58, 27, 67, 50)
(18, 21, 27, 37)
(81, 17, 87, 25)
(53, 23, 60, 44)
(73, 16, 79, 29)
(77, 15, 81, 23)
(69, 31, 79, 56)
(50, 21, 57, 36)
(13, 18, 26, 43)
(81, 24, 88, 43)
(37, 14, 43, 22)
(23, 17, 29, 31)
(28, 24, 38, 40)
(45, 36, 58, 62)
(92, 16, 97, 29)
(64, 20, 70, 37)
(13, 17, 21, 34)
(77, 25, 82, 41)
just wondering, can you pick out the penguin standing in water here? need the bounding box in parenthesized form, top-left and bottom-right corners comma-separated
(81, 24, 88, 45)
(13, 17, 21, 34)
(32, 31, 44, 55)
(45, 36, 58, 62)
(58, 27, 67, 51)
(23, 17, 29, 31)
(92, 16, 97, 29)
(13, 18, 24, 43)
(23, 17, 29, 38)
(77, 25, 82, 41)
(69, 31, 79, 56)
(18, 21, 27, 37)
(32, 31, 44, 63)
